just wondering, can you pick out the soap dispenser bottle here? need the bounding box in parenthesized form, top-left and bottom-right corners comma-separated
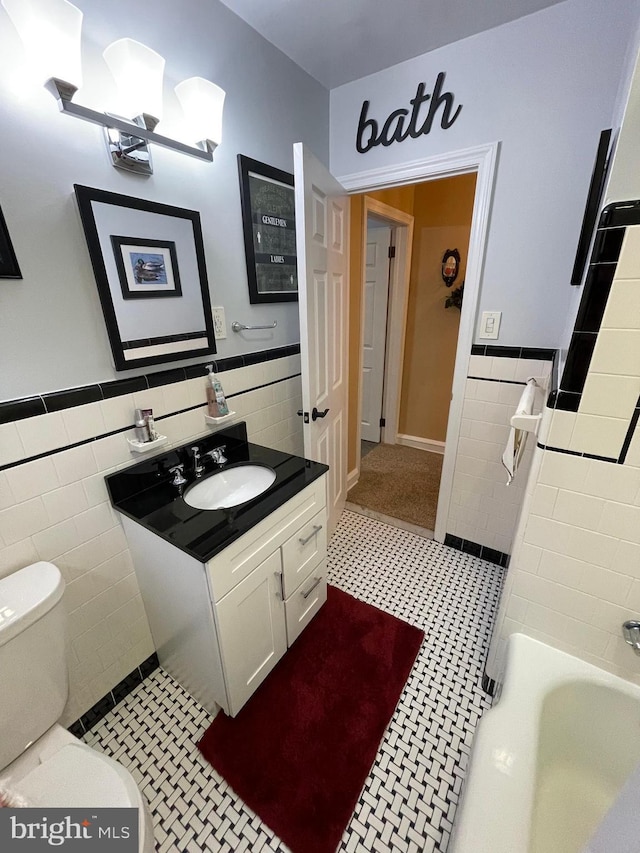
(206, 365, 229, 417)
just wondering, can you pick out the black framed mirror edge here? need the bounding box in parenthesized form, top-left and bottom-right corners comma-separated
(0, 203, 22, 279)
(73, 184, 216, 372)
(237, 154, 298, 305)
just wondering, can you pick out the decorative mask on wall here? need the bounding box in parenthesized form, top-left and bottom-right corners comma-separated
(441, 248, 460, 286)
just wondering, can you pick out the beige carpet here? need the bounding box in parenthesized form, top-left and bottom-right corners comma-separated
(347, 443, 443, 531)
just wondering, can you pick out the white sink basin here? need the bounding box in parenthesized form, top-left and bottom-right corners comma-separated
(183, 464, 276, 510)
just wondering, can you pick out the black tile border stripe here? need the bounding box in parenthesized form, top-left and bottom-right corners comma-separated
(467, 376, 528, 386)
(122, 330, 207, 350)
(0, 372, 302, 473)
(619, 395, 640, 465)
(470, 345, 556, 360)
(444, 533, 510, 568)
(68, 652, 159, 737)
(536, 441, 617, 464)
(0, 344, 301, 425)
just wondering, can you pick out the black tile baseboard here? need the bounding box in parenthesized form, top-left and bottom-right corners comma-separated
(68, 652, 159, 737)
(482, 672, 497, 697)
(444, 533, 510, 567)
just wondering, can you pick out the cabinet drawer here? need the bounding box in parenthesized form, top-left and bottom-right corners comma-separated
(207, 477, 326, 601)
(285, 568, 327, 646)
(282, 510, 327, 597)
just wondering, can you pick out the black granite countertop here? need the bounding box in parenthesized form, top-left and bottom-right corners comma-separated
(106, 421, 328, 563)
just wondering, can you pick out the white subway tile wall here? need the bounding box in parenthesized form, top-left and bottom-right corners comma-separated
(0, 355, 303, 724)
(486, 224, 640, 685)
(448, 356, 552, 554)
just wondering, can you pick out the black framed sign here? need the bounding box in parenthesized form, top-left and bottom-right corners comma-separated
(0, 204, 22, 279)
(238, 154, 298, 303)
(74, 185, 216, 371)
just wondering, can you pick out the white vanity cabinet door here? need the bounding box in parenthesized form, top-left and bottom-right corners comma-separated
(214, 549, 287, 716)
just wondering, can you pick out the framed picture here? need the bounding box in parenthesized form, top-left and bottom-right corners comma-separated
(74, 185, 216, 371)
(238, 154, 298, 303)
(111, 236, 182, 300)
(0, 204, 22, 279)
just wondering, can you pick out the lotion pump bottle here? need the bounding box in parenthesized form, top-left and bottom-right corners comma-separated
(206, 365, 229, 417)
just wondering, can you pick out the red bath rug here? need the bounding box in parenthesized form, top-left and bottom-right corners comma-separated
(198, 585, 424, 853)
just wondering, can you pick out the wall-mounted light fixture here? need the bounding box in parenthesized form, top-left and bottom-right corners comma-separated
(1, 0, 225, 175)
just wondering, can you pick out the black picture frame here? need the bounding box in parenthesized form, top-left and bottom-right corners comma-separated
(74, 185, 216, 371)
(238, 154, 298, 304)
(570, 128, 612, 286)
(0, 204, 22, 279)
(111, 236, 183, 300)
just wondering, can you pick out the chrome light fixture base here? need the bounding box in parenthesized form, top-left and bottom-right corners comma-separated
(105, 115, 153, 176)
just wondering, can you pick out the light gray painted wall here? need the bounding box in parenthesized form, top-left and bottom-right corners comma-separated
(329, 0, 639, 349)
(0, 0, 328, 400)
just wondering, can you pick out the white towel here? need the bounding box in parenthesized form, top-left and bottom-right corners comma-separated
(501, 378, 536, 485)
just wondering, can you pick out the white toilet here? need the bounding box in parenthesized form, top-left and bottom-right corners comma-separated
(0, 562, 155, 852)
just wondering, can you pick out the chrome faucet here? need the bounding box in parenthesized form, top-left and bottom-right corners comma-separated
(192, 446, 205, 478)
(208, 445, 227, 466)
(623, 620, 640, 656)
(169, 464, 187, 493)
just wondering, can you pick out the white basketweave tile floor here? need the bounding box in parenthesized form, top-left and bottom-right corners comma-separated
(83, 510, 504, 852)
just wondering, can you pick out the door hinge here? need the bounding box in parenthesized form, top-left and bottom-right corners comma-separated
(379, 417, 386, 427)
(388, 245, 396, 259)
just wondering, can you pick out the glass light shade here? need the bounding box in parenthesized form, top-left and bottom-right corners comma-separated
(2, 0, 83, 88)
(175, 76, 225, 148)
(103, 38, 165, 123)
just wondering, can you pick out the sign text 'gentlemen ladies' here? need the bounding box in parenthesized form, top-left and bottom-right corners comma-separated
(356, 72, 462, 154)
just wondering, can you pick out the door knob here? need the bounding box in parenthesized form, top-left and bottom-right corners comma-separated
(312, 407, 330, 421)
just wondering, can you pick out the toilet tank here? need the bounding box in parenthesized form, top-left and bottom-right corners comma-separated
(0, 562, 67, 769)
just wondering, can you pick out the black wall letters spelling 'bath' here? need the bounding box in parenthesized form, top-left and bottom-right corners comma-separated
(356, 72, 462, 154)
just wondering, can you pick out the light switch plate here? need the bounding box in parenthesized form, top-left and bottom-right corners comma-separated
(479, 310, 501, 340)
(212, 306, 227, 339)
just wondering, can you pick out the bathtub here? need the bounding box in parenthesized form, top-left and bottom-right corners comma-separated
(450, 633, 640, 853)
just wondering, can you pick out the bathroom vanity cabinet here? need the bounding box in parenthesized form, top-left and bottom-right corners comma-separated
(119, 474, 328, 717)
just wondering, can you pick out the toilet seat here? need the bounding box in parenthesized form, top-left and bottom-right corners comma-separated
(7, 733, 155, 853)
(13, 742, 141, 808)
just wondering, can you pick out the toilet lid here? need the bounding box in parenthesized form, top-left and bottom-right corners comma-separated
(12, 743, 140, 808)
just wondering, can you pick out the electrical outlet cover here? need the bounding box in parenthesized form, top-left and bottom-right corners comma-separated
(212, 306, 227, 339)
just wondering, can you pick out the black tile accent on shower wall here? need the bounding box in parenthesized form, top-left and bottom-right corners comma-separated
(574, 263, 616, 333)
(444, 533, 509, 567)
(100, 376, 148, 398)
(70, 653, 160, 736)
(43, 385, 103, 412)
(549, 389, 582, 412)
(560, 332, 597, 394)
(600, 199, 640, 228)
(0, 395, 46, 425)
(619, 398, 640, 465)
(591, 227, 625, 263)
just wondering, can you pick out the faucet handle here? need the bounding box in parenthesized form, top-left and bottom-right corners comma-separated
(207, 445, 227, 465)
(191, 446, 200, 455)
(623, 620, 640, 656)
(169, 464, 187, 486)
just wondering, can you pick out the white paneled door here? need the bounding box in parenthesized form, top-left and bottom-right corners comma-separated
(361, 223, 391, 443)
(294, 143, 349, 537)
